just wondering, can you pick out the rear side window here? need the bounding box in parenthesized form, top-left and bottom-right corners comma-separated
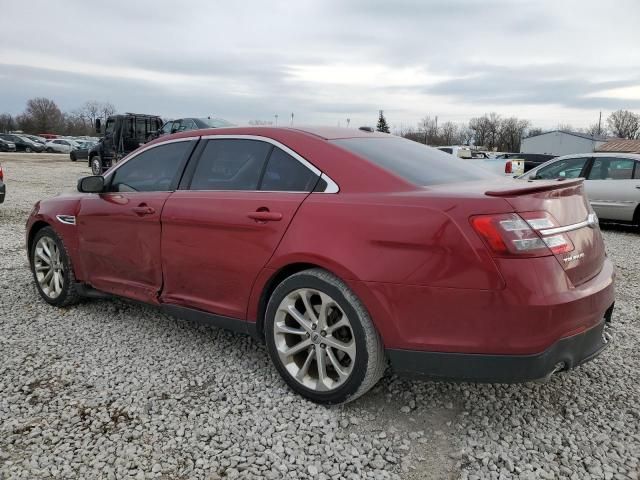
(260, 147, 318, 192)
(588, 157, 635, 180)
(333, 137, 496, 186)
(110, 141, 191, 192)
(189, 139, 271, 190)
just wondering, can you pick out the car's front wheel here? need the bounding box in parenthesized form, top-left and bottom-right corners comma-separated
(25, 147, 32, 153)
(265, 268, 385, 404)
(30, 227, 80, 307)
(90, 156, 102, 175)
(70, 151, 77, 161)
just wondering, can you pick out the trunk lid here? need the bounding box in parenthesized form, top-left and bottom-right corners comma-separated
(486, 178, 605, 285)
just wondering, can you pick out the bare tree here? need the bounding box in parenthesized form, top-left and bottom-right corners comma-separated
(499, 117, 530, 152)
(557, 123, 574, 132)
(469, 116, 490, 147)
(0, 113, 15, 133)
(527, 127, 544, 137)
(459, 126, 474, 145)
(582, 123, 609, 137)
(18, 97, 64, 133)
(606, 110, 639, 139)
(81, 101, 101, 125)
(100, 102, 116, 122)
(417, 116, 438, 144)
(248, 119, 273, 126)
(440, 121, 458, 145)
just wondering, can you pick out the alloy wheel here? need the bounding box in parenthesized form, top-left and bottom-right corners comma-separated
(33, 236, 64, 299)
(273, 288, 356, 392)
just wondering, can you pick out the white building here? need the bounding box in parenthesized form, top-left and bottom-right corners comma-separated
(521, 130, 608, 156)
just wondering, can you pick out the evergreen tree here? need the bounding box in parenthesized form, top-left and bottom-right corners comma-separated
(376, 110, 390, 133)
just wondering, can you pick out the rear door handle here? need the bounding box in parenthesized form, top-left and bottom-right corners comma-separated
(132, 205, 156, 216)
(248, 211, 283, 222)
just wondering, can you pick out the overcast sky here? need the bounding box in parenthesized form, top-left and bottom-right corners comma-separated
(1, 0, 639, 130)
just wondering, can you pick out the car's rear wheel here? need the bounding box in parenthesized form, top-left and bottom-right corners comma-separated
(90, 156, 102, 175)
(265, 268, 385, 404)
(30, 227, 80, 307)
(25, 147, 32, 153)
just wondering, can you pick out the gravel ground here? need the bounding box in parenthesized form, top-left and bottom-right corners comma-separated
(0, 152, 638, 480)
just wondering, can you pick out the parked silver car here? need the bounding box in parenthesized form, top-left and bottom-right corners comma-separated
(521, 153, 640, 227)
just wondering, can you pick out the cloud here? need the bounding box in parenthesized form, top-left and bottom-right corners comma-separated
(1, 0, 639, 128)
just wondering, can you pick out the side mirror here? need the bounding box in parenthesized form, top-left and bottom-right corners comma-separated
(77, 176, 105, 193)
(95, 118, 102, 134)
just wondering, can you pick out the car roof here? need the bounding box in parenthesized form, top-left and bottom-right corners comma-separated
(553, 152, 640, 161)
(155, 126, 391, 141)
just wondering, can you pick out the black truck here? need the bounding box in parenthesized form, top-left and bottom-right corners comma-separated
(88, 113, 163, 174)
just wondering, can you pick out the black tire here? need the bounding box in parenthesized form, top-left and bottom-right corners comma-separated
(70, 152, 77, 162)
(633, 205, 640, 232)
(264, 268, 386, 404)
(90, 156, 102, 175)
(25, 147, 32, 153)
(30, 226, 80, 307)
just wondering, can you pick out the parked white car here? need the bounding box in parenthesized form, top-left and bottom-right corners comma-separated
(45, 139, 80, 154)
(520, 153, 640, 227)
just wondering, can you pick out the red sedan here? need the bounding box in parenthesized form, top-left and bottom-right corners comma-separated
(26, 127, 615, 404)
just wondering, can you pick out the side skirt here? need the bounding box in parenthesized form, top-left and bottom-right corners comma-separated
(74, 283, 260, 339)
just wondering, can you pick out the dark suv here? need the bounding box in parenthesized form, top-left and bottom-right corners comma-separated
(88, 113, 162, 174)
(149, 117, 234, 141)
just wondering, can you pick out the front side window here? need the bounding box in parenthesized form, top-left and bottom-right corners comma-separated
(105, 118, 115, 135)
(189, 139, 272, 190)
(109, 141, 191, 192)
(260, 147, 318, 191)
(588, 157, 635, 180)
(534, 157, 587, 179)
(180, 119, 197, 131)
(161, 121, 174, 134)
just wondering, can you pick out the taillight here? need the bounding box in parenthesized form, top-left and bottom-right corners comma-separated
(0, 165, 3, 181)
(504, 161, 512, 174)
(471, 211, 574, 257)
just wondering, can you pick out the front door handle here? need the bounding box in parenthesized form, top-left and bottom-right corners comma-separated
(132, 205, 156, 216)
(635, 185, 640, 189)
(248, 211, 283, 222)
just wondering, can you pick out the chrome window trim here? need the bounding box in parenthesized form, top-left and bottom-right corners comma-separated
(539, 213, 598, 236)
(105, 134, 340, 194)
(199, 134, 340, 193)
(105, 136, 199, 179)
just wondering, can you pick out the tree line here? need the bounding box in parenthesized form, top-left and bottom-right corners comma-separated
(377, 109, 640, 152)
(0, 98, 116, 136)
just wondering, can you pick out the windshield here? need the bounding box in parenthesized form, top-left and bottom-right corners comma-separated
(333, 137, 498, 186)
(199, 117, 234, 128)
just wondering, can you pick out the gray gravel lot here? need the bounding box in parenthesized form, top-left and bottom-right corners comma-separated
(0, 152, 639, 479)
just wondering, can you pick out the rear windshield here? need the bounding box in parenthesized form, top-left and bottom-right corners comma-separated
(333, 137, 497, 186)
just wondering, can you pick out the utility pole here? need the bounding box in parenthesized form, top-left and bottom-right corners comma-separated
(291, 113, 294, 126)
(274, 114, 278, 126)
(346, 118, 350, 128)
(597, 111, 602, 136)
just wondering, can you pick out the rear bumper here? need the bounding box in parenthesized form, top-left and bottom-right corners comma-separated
(388, 305, 613, 382)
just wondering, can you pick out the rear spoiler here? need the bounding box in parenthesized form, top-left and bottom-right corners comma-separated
(485, 178, 583, 197)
